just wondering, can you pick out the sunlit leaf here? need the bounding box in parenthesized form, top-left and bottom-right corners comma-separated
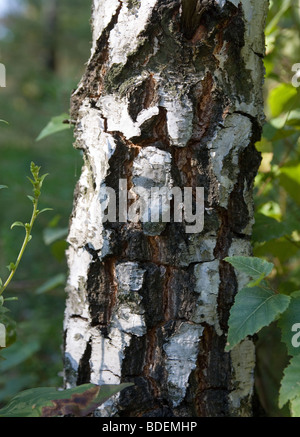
(268, 84, 297, 118)
(224, 256, 274, 284)
(286, 109, 300, 126)
(265, 0, 292, 36)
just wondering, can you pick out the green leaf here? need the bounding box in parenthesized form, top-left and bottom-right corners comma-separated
(261, 122, 277, 141)
(226, 287, 291, 351)
(0, 185, 7, 190)
(0, 306, 10, 315)
(224, 256, 274, 285)
(27, 195, 35, 203)
(36, 273, 66, 294)
(43, 227, 68, 245)
(290, 396, 300, 417)
(265, 0, 292, 35)
(254, 239, 300, 263)
(0, 119, 8, 124)
(279, 355, 300, 410)
(252, 214, 288, 243)
(278, 291, 300, 356)
(38, 173, 49, 185)
(0, 383, 134, 417)
(37, 208, 53, 216)
(6, 263, 16, 272)
(36, 113, 71, 141)
(286, 108, 300, 126)
(279, 161, 300, 206)
(0, 340, 39, 372)
(268, 83, 297, 118)
(26, 177, 35, 186)
(10, 221, 25, 230)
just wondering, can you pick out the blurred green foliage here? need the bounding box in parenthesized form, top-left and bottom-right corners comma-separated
(0, 0, 91, 405)
(253, 0, 300, 417)
(0, 0, 299, 417)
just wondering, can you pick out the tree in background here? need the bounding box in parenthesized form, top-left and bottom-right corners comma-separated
(63, 0, 268, 416)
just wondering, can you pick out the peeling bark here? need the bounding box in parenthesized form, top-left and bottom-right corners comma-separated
(63, 0, 268, 417)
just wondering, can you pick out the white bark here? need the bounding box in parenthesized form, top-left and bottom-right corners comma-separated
(64, 0, 268, 417)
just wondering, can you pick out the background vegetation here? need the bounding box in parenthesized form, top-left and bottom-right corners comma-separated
(253, 0, 300, 417)
(0, 0, 299, 417)
(0, 0, 91, 402)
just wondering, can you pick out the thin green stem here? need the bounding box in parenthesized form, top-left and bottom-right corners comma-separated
(0, 200, 38, 296)
(0, 163, 50, 299)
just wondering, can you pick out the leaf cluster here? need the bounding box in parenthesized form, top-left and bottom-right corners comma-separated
(225, 255, 300, 416)
(227, 0, 300, 417)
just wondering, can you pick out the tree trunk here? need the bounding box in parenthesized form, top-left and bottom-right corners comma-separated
(63, 0, 268, 417)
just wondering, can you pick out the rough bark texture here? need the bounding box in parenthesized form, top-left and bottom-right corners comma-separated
(63, 0, 268, 417)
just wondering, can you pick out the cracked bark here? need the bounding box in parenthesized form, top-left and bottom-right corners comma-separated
(63, 0, 268, 417)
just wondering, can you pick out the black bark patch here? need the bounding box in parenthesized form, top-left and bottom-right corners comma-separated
(191, 325, 231, 416)
(139, 263, 166, 328)
(86, 258, 116, 333)
(127, 75, 158, 122)
(217, 260, 238, 332)
(77, 340, 92, 385)
(181, 0, 220, 40)
(167, 267, 197, 320)
(228, 142, 261, 234)
(125, 229, 152, 261)
(118, 377, 159, 417)
(122, 335, 147, 376)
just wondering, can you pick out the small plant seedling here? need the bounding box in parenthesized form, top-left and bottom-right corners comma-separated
(0, 162, 52, 348)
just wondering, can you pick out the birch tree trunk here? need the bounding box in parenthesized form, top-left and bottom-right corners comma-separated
(63, 0, 268, 417)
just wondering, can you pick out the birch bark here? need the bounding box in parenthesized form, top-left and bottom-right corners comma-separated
(63, 0, 268, 417)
